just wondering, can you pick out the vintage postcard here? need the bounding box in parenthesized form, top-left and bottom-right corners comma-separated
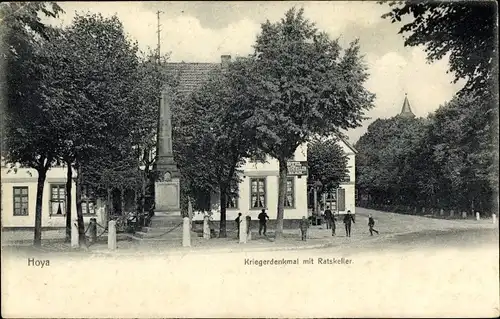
(1, 1, 499, 318)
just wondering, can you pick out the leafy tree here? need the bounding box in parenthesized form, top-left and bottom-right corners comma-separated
(307, 137, 349, 196)
(41, 13, 142, 244)
(427, 93, 495, 213)
(355, 116, 428, 206)
(173, 61, 260, 237)
(380, 0, 497, 95)
(239, 8, 374, 238)
(1, 2, 64, 246)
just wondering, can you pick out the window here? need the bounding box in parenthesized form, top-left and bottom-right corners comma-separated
(226, 186, 239, 209)
(285, 177, 295, 208)
(50, 184, 66, 216)
(13, 187, 29, 216)
(82, 185, 96, 215)
(250, 178, 266, 209)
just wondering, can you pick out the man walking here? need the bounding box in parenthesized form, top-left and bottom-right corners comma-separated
(324, 206, 333, 230)
(258, 208, 270, 236)
(368, 214, 379, 236)
(343, 210, 355, 237)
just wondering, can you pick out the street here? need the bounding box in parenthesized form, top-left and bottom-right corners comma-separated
(2, 208, 498, 318)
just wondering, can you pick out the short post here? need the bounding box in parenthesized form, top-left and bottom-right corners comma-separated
(492, 213, 497, 225)
(421, 207, 425, 214)
(476, 212, 480, 221)
(71, 220, 79, 249)
(246, 216, 252, 241)
(413, 207, 417, 214)
(439, 209, 444, 217)
(188, 198, 193, 230)
(462, 211, 467, 219)
(108, 220, 117, 250)
(89, 218, 97, 244)
(239, 215, 247, 244)
(203, 215, 210, 240)
(450, 210, 454, 218)
(182, 217, 191, 247)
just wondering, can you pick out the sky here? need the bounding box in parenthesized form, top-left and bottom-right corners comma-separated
(45, 1, 465, 143)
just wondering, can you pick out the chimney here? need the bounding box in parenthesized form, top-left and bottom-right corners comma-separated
(221, 54, 231, 70)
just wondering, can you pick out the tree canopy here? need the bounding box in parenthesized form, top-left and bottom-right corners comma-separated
(380, 0, 497, 95)
(236, 7, 374, 237)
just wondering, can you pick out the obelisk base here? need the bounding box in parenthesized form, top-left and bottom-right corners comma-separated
(154, 177, 181, 216)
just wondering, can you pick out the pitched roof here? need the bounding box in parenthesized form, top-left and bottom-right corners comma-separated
(400, 93, 415, 118)
(337, 134, 358, 154)
(164, 62, 220, 96)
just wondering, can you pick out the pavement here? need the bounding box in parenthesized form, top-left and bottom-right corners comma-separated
(1, 207, 497, 256)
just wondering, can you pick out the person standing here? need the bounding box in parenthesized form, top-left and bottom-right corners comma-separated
(343, 210, 355, 237)
(299, 216, 309, 241)
(324, 206, 333, 230)
(235, 213, 242, 239)
(258, 209, 270, 236)
(368, 214, 379, 236)
(331, 212, 337, 236)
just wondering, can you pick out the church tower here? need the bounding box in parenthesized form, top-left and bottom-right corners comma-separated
(399, 93, 415, 118)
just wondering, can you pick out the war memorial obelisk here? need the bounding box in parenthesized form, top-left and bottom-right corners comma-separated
(154, 86, 181, 216)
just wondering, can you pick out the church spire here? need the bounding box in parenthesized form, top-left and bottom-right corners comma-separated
(400, 93, 415, 118)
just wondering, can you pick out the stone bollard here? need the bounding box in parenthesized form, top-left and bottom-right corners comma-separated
(439, 209, 444, 217)
(246, 216, 252, 241)
(89, 218, 97, 244)
(476, 212, 480, 221)
(462, 211, 467, 219)
(492, 213, 497, 225)
(239, 216, 247, 244)
(413, 207, 417, 214)
(203, 215, 210, 240)
(71, 220, 79, 249)
(450, 210, 454, 218)
(108, 220, 117, 250)
(422, 207, 426, 214)
(182, 217, 191, 247)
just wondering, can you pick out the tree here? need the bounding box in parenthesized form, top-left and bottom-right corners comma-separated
(355, 116, 428, 206)
(427, 93, 495, 213)
(1, 2, 64, 246)
(173, 61, 260, 237)
(380, 0, 497, 95)
(240, 8, 374, 238)
(41, 13, 142, 244)
(307, 137, 349, 196)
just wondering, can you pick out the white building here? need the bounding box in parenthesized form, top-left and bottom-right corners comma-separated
(320, 136, 357, 216)
(1, 164, 105, 229)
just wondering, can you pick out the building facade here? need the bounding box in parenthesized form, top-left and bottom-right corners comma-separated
(320, 136, 357, 216)
(1, 164, 105, 229)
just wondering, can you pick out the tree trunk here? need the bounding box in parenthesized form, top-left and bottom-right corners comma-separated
(107, 186, 113, 215)
(219, 185, 228, 238)
(64, 161, 72, 243)
(276, 158, 288, 240)
(75, 164, 86, 245)
(33, 169, 47, 247)
(120, 187, 125, 214)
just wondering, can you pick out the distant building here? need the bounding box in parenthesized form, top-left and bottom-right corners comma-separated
(165, 55, 356, 221)
(399, 93, 415, 118)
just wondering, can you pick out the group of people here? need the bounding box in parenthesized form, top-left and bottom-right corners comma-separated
(235, 207, 380, 241)
(235, 209, 270, 238)
(300, 207, 380, 241)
